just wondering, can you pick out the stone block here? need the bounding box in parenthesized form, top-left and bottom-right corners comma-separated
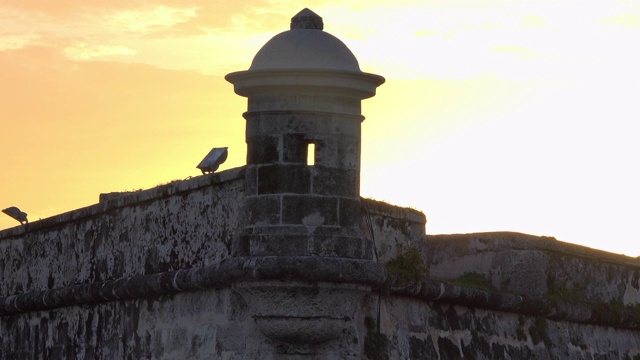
(246, 225, 309, 236)
(282, 195, 338, 226)
(281, 134, 309, 163)
(244, 117, 259, 138)
(244, 166, 258, 196)
(310, 225, 361, 238)
(234, 281, 369, 347)
(312, 166, 357, 197)
(256, 112, 286, 134)
(363, 236, 374, 260)
(306, 115, 334, 135)
(315, 137, 339, 167)
(248, 234, 309, 256)
(245, 196, 281, 225)
(339, 198, 361, 228)
(247, 135, 279, 164)
(233, 234, 251, 256)
(245, 112, 283, 136)
(283, 112, 317, 134)
(332, 116, 361, 137)
(257, 164, 311, 194)
(337, 136, 360, 169)
(311, 235, 365, 258)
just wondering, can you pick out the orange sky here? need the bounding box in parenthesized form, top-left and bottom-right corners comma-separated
(2, 1, 640, 256)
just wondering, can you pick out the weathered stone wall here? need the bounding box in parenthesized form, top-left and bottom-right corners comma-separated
(426, 232, 640, 304)
(3, 175, 640, 359)
(361, 198, 427, 263)
(373, 294, 640, 360)
(1, 289, 248, 359)
(0, 168, 387, 359)
(2, 285, 363, 359)
(0, 167, 244, 297)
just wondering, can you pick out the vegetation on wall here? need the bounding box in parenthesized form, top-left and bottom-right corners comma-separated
(448, 272, 496, 292)
(384, 248, 429, 288)
(547, 274, 640, 327)
(547, 274, 584, 303)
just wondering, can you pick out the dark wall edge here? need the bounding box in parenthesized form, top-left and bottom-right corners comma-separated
(0, 256, 385, 316)
(0, 167, 246, 240)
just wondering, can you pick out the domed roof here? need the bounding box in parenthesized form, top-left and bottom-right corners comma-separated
(249, 8, 361, 72)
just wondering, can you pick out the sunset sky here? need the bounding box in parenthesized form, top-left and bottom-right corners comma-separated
(1, 1, 639, 256)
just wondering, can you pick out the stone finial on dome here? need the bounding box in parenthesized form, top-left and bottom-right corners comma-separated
(290, 8, 323, 30)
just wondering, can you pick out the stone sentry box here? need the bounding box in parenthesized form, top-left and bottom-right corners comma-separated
(225, 8, 386, 349)
(226, 9, 384, 260)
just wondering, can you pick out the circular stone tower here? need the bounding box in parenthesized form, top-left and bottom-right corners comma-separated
(226, 8, 385, 260)
(226, 10, 385, 350)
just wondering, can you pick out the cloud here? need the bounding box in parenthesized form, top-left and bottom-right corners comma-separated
(100, 5, 197, 35)
(0, 34, 37, 51)
(0, 0, 278, 31)
(64, 43, 136, 60)
(0, 1, 299, 76)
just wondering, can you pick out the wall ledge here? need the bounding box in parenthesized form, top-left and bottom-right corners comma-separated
(391, 279, 640, 331)
(0, 256, 385, 316)
(0, 167, 246, 240)
(361, 197, 426, 225)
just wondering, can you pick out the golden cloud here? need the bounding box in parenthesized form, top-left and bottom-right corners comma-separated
(64, 43, 136, 60)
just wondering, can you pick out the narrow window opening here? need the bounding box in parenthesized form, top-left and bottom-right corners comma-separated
(307, 143, 315, 166)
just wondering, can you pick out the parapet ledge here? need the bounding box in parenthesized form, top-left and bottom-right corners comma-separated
(0, 256, 385, 316)
(390, 278, 640, 331)
(361, 198, 426, 225)
(426, 231, 640, 267)
(0, 167, 246, 240)
(426, 231, 640, 308)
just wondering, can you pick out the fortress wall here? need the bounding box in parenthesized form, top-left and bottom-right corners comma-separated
(0, 284, 371, 360)
(4, 280, 640, 359)
(4, 172, 640, 359)
(0, 168, 245, 298)
(362, 198, 427, 263)
(0, 288, 286, 359)
(0, 172, 422, 359)
(427, 232, 640, 304)
(375, 295, 640, 360)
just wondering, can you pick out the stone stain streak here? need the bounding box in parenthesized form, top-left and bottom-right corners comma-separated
(376, 297, 640, 360)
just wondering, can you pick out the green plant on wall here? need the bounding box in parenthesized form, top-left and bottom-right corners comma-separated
(547, 274, 584, 302)
(450, 272, 496, 292)
(384, 248, 429, 287)
(545, 280, 640, 328)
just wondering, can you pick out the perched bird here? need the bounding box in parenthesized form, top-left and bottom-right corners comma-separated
(2, 206, 28, 224)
